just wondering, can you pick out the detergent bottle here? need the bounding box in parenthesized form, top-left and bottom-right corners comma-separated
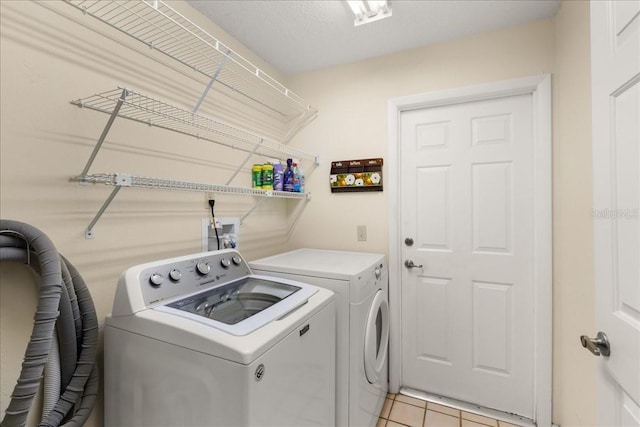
(283, 158, 294, 192)
(273, 160, 283, 191)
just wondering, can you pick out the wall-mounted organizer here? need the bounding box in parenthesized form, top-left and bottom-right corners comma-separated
(65, 1, 319, 238)
(330, 158, 383, 193)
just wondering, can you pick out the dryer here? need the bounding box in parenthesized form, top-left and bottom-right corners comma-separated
(250, 249, 389, 427)
(104, 249, 336, 427)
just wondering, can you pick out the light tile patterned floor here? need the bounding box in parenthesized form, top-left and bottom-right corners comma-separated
(378, 394, 523, 427)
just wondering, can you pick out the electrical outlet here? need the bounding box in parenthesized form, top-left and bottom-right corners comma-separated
(357, 225, 367, 242)
(204, 193, 215, 210)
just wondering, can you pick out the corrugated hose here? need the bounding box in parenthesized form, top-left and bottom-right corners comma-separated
(0, 220, 99, 427)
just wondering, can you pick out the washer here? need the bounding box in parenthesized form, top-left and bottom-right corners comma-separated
(250, 249, 389, 427)
(104, 249, 336, 427)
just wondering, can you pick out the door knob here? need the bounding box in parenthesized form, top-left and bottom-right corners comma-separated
(404, 237, 414, 246)
(404, 259, 423, 269)
(580, 331, 610, 357)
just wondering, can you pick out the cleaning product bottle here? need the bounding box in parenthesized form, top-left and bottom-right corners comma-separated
(296, 162, 305, 193)
(261, 162, 274, 190)
(292, 161, 301, 192)
(283, 158, 294, 192)
(252, 164, 262, 188)
(273, 160, 283, 191)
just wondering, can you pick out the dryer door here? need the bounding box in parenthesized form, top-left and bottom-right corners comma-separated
(364, 289, 390, 384)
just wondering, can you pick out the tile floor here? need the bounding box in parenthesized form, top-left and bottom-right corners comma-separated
(378, 394, 522, 427)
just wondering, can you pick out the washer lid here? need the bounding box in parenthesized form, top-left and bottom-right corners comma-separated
(250, 248, 385, 279)
(364, 289, 390, 384)
(155, 275, 317, 336)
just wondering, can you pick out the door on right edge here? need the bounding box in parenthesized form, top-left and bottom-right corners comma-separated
(590, 1, 640, 426)
(400, 93, 535, 418)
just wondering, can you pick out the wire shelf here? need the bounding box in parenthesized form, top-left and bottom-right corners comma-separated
(64, 0, 316, 123)
(72, 173, 311, 200)
(72, 87, 318, 162)
(65, 1, 318, 236)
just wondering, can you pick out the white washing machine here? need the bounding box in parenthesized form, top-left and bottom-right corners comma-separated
(104, 249, 336, 427)
(250, 249, 389, 427)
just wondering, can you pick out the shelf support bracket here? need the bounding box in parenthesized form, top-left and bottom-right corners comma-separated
(283, 110, 318, 146)
(193, 50, 231, 114)
(226, 138, 263, 185)
(85, 186, 122, 239)
(240, 197, 269, 225)
(80, 88, 129, 176)
(84, 173, 132, 239)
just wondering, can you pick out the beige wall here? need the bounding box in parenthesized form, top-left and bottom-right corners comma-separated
(551, 1, 597, 426)
(286, 2, 595, 426)
(0, 1, 294, 425)
(285, 19, 555, 254)
(0, 1, 596, 426)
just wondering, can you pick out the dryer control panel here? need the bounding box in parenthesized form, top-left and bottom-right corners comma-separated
(112, 249, 252, 316)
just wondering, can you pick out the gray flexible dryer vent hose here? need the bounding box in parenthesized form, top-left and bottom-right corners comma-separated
(0, 220, 99, 427)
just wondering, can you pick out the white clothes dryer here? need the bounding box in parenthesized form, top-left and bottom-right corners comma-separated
(104, 249, 336, 427)
(250, 249, 389, 427)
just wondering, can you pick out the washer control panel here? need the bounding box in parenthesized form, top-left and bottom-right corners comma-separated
(137, 250, 252, 308)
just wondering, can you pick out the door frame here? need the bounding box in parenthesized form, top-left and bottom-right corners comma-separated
(387, 75, 552, 426)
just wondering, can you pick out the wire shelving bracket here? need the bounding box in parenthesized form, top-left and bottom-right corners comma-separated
(73, 88, 317, 238)
(72, 88, 319, 166)
(64, 0, 317, 126)
(65, 0, 320, 238)
(72, 87, 317, 237)
(73, 173, 311, 238)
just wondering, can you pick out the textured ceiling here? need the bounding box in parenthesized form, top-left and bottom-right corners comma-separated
(186, 0, 560, 76)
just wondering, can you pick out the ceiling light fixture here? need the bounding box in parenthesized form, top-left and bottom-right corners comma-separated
(347, 0, 392, 27)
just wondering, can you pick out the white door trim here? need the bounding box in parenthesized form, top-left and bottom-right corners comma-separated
(387, 75, 552, 426)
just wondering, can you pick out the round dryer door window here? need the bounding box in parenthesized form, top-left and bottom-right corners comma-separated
(364, 289, 390, 384)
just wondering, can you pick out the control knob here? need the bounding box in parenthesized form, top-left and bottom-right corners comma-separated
(375, 268, 382, 280)
(169, 269, 182, 282)
(231, 255, 242, 266)
(149, 273, 163, 287)
(220, 258, 231, 268)
(196, 262, 210, 276)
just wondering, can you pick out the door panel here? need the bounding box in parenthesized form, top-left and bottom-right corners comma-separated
(472, 281, 512, 375)
(400, 95, 535, 418)
(472, 162, 512, 253)
(416, 166, 451, 251)
(591, 1, 640, 425)
(415, 276, 451, 363)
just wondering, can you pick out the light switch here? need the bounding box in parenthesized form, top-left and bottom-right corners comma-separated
(357, 225, 367, 242)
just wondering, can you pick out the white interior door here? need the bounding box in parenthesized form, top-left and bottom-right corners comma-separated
(400, 94, 536, 418)
(590, 1, 640, 426)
